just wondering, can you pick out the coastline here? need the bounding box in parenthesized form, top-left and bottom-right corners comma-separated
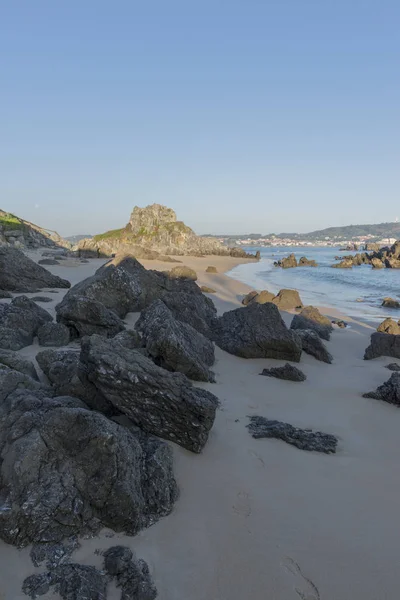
(1, 252, 399, 600)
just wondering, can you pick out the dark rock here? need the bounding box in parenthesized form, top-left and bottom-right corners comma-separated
(11, 295, 53, 323)
(0, 289, 12, 298)
(168, 265, 198, 281)
(260, 363, 306, 382)
(382, 297, 400, 309)
(161, 290, 217, 339)
(377, 318, 400, 335)
(38, 258, 60, 266)
(31, 296, 53, 303)
(290, 306, 333, 340)
(212, 303, 302, 361)
(0, 246, 70, 292)
(103, 545, 157, 600)
(364, 332, 400, 360)
(298, 256, 318, 267)
(363, 372, 400, 406)
(200, 286, 216, 293)
(0, 388, 177, 547)
(113, 329, 142, 350)
(242, 290, 259, 305)
(206, 266, 218, 273)
(295, 329, 333, 363)
(247, 416, 337, 453)
(272, 289, 303, 310)
(0, 349, 38, 379)
(332, 319, 347, 328)
(135, 300, 215, 382)
(30, 537, 80, 570)
(80, 334, 219, 452)
(56, 295, 125, 338)
(386, 363, 400, 371)
(0, 326, 33, 350)
(0, 365, 47, 403)
(37, 322, 71, 347)
(0, 296, 53, 342)
(23, 564, 107, 600)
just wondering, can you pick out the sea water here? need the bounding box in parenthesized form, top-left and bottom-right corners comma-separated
(228, 247, 400, 323)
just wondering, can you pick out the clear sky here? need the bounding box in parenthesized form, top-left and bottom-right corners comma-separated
(1, 1, 399, 236)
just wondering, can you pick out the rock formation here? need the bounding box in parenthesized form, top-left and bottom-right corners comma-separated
(363, 372, 400, 406)
(364, 332, 400, 360)
(290, 306, 333, 340)
(382, 297, 400, 309)
(271, 289, 303, 310)
(0, 246, 70, 292)
(260, 363, 306, 382)
(377, 318, 400, 335)
(0, 209, 70, 250)
(295, 329, 333, 363)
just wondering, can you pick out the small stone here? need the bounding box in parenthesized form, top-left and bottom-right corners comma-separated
(200, 286, 216, 294)
(260, 363, 306, 382)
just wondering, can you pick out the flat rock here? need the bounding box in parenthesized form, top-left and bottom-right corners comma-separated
(135, 300, 215, 382)
(247, 415, 337, 453)
(291, 306, 333, 340)
(38, 258, 60, 266)
(37, 322, 71, 347)
(260, 363, 306, 382)
(0, 246, 70, 292)
(0, 326, 33, 350)
(80, 334, 219, 452)
(212, 303, 302, 361)
(295, 329, 333, 363)
(363, 372, 400, 406)
(364, 332, 400, 360)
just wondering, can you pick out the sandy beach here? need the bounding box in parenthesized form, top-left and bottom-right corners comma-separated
(1, 252, 399, 600)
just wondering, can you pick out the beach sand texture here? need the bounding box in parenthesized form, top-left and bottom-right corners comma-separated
(0, 253, 398, 600)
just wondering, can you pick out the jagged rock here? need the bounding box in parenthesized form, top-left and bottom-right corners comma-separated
(295, 329, 333, 363)
(11, 294, 53, 322)
(386, 363, 400, 371)
(242, 290, 259, 305)
(0, 296, 53, 349)
(385, 258, 400, 269)
(113, 329, 142, 350)
(30, 537, 80, 570)
(0, 326, 33, 350)
(80, 335, 219, 452)
(31, 296, 53, 302)
(103, 546, 157, 600)
(135, 300, 215, 382)
(0, 246, 70, 292)
(274, 253, 297, 268)
(0, 289, 12, 298)
(36, 349, 115, 415)
(364, 332, 400, 360)
(168, 265, 198, 281)
(0, 349, 38, 379)
(56, 295, 125, 338)
(38, 258, 60, 265)
(206, 266, 218, 273)
(382, 297, 400, 309)
(0, 388, 178, 547)
(377, 318, 400, 335)
(161, 290, 217, 339)
(371, 258, 384, 269)
(272, 289, 303, 311)
(332, 260, 353, 269)
(247, 416, 337, 453)
(212, 303, 302, 361)
(363, 373, 400, 406)
(260, 363, 306, 382)
(290, 306, 333, 340)
(0, 365, 47, 402)
(22, 564, 107, 599)
(37, 322, 71, 347)
(298, 257, 318, 267)
(200, 286, 216, 293)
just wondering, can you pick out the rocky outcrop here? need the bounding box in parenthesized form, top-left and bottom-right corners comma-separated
(382, 297, 400, 309)
(331, 260, 353, 269)
(295, 329, 333, 363)
(247, 416, 337, 453)
(377, 318, 400, 335)
(272, 289, 303, 310)
(290, 306, 333, 340)
(364, 332, 400, 360)
(260, 363, 306, 382)
(274, 254, 317, 268)
(0, 387, 178, 547)
(363, 373, 400, 406)
(0, 246, 70, 292)
(212, 303, 302, 361)
(0, 296, 53, 349)
(0, 209, 70, 250)
(77, 203, 259, 259)
(371, 257, 384, 269)
(135, 300, 215, 382)
(80, 335, 219, 452)
(298, 256, 318, 267)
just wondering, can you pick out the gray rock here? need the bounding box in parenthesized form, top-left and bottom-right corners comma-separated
(272, 289, 303, 310)
(23, 564, 107, 600)
(0, 296, 52, 345)
(0, 246, 70, 292)
(0, 365, 47, 402)
(260, 363, 306, 382)
(386, 363, 400, 371)
(0, 388, 177, 547)
(30, 537, 80, 570)
(298, 257, 318, 267)
(11, 295, 53, 324)
(291, 306, 333, 340)
(363, 372, 400, 406)
(295, 329, 333, 363)
(113, 329, 142, 350)
(247, 416, 337, 453)
(0, 326, 34, 350)
(212, 303, 302, 361)
(0, 289, 12, 298)
(37, 322, 71, 347)
(161, 290, 217, 339)
(364, 332, 400, 360)
(135, 300, 215, 382)
(38, 258, 60, 265)
(103, 546, 157, 600)
(80, 334, 219, 452)
(31, 296, 53, 303)
(56, 295, 125, 338)
(0, 349, 38, 379)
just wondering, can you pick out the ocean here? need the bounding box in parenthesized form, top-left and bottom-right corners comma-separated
(228, 246, 400, 323)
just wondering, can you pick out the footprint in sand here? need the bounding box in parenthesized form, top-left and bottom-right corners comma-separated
(281, 556, 320, 600)
(232, 491, 252, 517)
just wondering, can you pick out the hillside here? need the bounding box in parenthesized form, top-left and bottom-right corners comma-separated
(0, 209, 70, 250)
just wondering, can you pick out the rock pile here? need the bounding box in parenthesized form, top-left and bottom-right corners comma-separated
(274, 253, 317, 268)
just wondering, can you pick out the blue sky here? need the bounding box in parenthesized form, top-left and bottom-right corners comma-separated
(1, 1, 399, 236)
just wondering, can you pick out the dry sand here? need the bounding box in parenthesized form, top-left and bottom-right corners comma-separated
(1, 253, 399, 600)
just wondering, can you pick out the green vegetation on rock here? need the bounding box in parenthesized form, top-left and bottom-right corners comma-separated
(0, 212, 23, 230)
(93, 228, 126, 242)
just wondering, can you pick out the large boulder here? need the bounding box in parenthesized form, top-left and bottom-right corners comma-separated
(80, 335, 219, 452)
(23, 564, 107, 600)
(56, 295, 125, 338)
(295, 329, 333, 363)
(272, 289, 303, 311)
(363, 373, 400, 406)
(37, 322, 71, 347)
(161, 290, 217, 339)
(212, 303, 302, 361)
(0, 246, 70, 292)
(0, 387, 178, 547)
(0, 349, 38, 379)
(0, 364, 48, 403)
(0, 326, 33, 351)
(0, 296, 53, 349)
(377, 318, 400, 335)
(135, 300, 215, 382)
(364, 332, 400, 360)
(290, 306, 333, 340)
